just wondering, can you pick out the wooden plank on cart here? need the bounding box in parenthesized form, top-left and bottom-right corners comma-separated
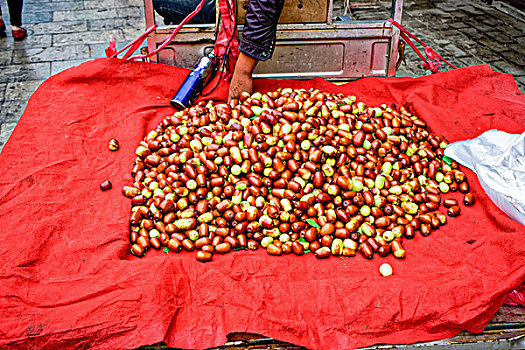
(236, 0, 328, 24)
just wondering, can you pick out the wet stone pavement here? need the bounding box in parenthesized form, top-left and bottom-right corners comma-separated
(350, 0, 525, 81)
(0, 0, 145, 150)
(0, 0, 524, 150)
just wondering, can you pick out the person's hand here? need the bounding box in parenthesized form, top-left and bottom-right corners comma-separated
(228, 53, 258, 102)
(228, 69, 252, 102)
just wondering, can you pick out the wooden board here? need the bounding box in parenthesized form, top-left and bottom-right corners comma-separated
(236, 0, 328, 24)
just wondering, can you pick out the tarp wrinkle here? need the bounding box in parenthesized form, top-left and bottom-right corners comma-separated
(0, 59, 523, 350)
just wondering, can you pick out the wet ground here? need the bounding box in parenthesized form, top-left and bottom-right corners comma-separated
(0, 0, 523, 150)
(344, 0, 525, 80)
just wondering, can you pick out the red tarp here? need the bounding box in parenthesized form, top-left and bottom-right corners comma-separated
(0, 59, 524, 350)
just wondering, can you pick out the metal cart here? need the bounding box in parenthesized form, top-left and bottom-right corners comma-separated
(143, 0, 403, 79)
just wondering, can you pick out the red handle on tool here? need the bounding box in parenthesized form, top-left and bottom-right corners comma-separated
(388, 18, 457, 73)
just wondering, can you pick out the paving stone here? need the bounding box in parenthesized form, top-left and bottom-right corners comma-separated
(435, 2, 463, 12)
(0, 100, 29, 123)
(88, 17, 144, 32)
(89, 43, 114, 59)
(478, 38, 513, 54)
(396, 65, 433, 78)
(9, 34, 53, 49)
(514, 76, 525, 93)
(24, 1, 84, 12)
(392, 69, 419, 78)
(0, 35, 51, 52)
(491, 60, 525, 77)
(433, 38, 452, 46)
(489, 1, 525, 23)
(448, 10, 470, 19)
(485, 10, 525, 32)
(401, 3, 422, 12)
(457, 25, 477, 36)
(11, 45, 91, 64)
(469, 44, 505, 62)
(116, 7, 144, 18)
(506, 42, 525, 56)
(405, 8, 452, 18)
(352, 12, 389, 21)
(431, 8, 454, 18)
(456, 56, 494, 68)
(52, 30, 128, 46)
(0, 62, 51, 84)
(24, 21, 88, 35)
(485, 30, 519, 45)
(455, 30, 510, 54)
(4, 80, 44, 102)
(457, 26, 492, 42)
(0, 122, 18, 149)
(119, 27, 145, 41)
(53, 8, 119, 22)
(51, 59, 88, 75)
(479, 14, 505, 26)
(83, 0, 143, 10)
(457, 4, 486, 16)
(477, 3, 506, 17)
(400, 18, 430, 31)
(88, 35, 145, 59)
(449, 21, 470, 29)
(0, 83, 6, 104)
(0, 36, 12, 52)
(427, 13, 456, 22)
(449, 32, 478, 49)
(515, 36, 525, 45)
(21, 11, 53, 24)
(0, 48, 13, 66)
(497, 24, 525, 38)
(20, 0, 52, 3)
(461, 16, 499, 32)
(396, 53, 432, 77)
(500, 50, 525, 68)
(444, 43, 469, 58)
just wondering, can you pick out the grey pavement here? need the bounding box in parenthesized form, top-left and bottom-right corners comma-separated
(0, 0, 524, 151)
(0, 0, 145, 151)
(349, 0, 525, 81)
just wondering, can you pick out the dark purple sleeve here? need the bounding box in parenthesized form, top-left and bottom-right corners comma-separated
(239, 0, 285, 61)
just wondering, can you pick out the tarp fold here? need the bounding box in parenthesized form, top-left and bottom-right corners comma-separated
(0, 59, 524, 350)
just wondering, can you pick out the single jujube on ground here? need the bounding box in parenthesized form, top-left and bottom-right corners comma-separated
(122, 88, 474, 263)
(100, 180, 112, 191)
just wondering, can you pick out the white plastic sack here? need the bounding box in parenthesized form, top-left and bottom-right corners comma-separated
(444, 130, 525, 225)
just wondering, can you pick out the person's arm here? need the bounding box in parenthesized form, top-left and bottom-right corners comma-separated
(228, 53, 258, 102)
(228, 0, 285, 101)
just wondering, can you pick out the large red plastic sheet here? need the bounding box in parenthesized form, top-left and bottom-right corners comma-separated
(0, 59, 524, 350)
